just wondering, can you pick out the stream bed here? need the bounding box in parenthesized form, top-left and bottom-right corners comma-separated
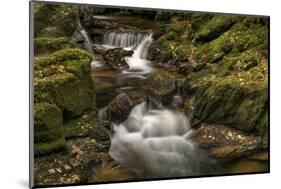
(86, 15, 268, 179)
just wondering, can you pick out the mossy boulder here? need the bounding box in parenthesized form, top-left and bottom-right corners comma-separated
(34, 48, 94, 118)
(194, 15, 239, 43)
(192, 75, 268, 135)
(34, 3, 76, 37)
(34, 37, 77, 55)
(34, 102, 66, 156)
(193, 19, 268, 65)
(148, 18, 192, 63)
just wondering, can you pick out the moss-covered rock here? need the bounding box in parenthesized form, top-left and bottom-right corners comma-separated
(194, 15, 239, 43)
(34, 138, 67, 157)
(63, 110, 109, 142)
(193, 77, 267, 132)
(34, 3, 76, 37)
(146, 14, 269, 140)
(34, 102, 66, 156)
(34, 37, 77, 55)
(34, 102, 63, 142)
(144, 70, 184, 105)
(148, 18, 192, 62)
(34, 48, 94, 118)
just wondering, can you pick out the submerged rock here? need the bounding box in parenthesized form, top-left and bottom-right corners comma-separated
(106, 93, 134, 124)
(102, 48, 134, 70)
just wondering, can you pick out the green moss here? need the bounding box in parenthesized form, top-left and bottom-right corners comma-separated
(155, 11, 190, 21)
(34, 102, 66, 156)
(34, 48, 94, 118)
(34, 48, 92, 69)
(63, 110, 109, 141)
(34, 2, 76, 37)
(34, 138, 67, 157)
(190, 13, 213, 33)
(192, 74, 268, 134)
(145, 70, 177, 96)
(150, 13, 268, 139)
(194, 15, 239, 42)
(34, 37, 77, 55)
(34, 102, 63, 135)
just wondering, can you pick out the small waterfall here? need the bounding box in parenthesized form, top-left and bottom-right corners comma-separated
(99, 31, 150, 48)
(109, 101, 219, 178)
(123, 34, 154, 75)
(75, 6, 93, 54)
(133, 33, 153, 59)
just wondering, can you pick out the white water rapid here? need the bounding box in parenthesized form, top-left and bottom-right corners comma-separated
(109, 101, 218, 178)
(94, 31, 154, 76)
(123, 33, 154, 76)
(76, 6, 93, 54)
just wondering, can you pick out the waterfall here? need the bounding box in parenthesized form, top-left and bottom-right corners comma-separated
(96, 31, 149, 48)
(122, 34, 154, 75)
(109, 101, 219, 178)
(133, 33, 153, 59)
(75, 6, 93, 54)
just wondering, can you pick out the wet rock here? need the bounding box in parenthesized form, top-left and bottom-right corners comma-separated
(192, 123, 263, 162)
(106, 93, 134, 124)
(71, 29, 85, 44)
(103, 48, 134, 70)
(78, 6, 107, 29)
(144, 70, 184, 106)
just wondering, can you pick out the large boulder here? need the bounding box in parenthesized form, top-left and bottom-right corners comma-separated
(192, 77, 268, 139)
(106, 93, 133, 124)
(34, 48, 95, 118)
(102, 48, 134, 70)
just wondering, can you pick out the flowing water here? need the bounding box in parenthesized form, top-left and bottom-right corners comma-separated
(78, 15, 268, 179)
(99, 31, 150, 48)
(109, 102, 219, 178)
(89, 29, 219, 178)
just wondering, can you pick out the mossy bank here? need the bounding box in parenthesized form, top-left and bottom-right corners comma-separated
(148, 15, 269, 145)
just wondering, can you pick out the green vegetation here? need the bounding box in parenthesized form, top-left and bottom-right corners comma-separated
(34, 48, 94, 118)
(34, 37, 77, 55)
(150, 14, 269, 141)
(34, 3, 76, 37)
(33, 46, 95, 156)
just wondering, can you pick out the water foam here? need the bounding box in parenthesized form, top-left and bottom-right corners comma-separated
(109, 102, 218, 178)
